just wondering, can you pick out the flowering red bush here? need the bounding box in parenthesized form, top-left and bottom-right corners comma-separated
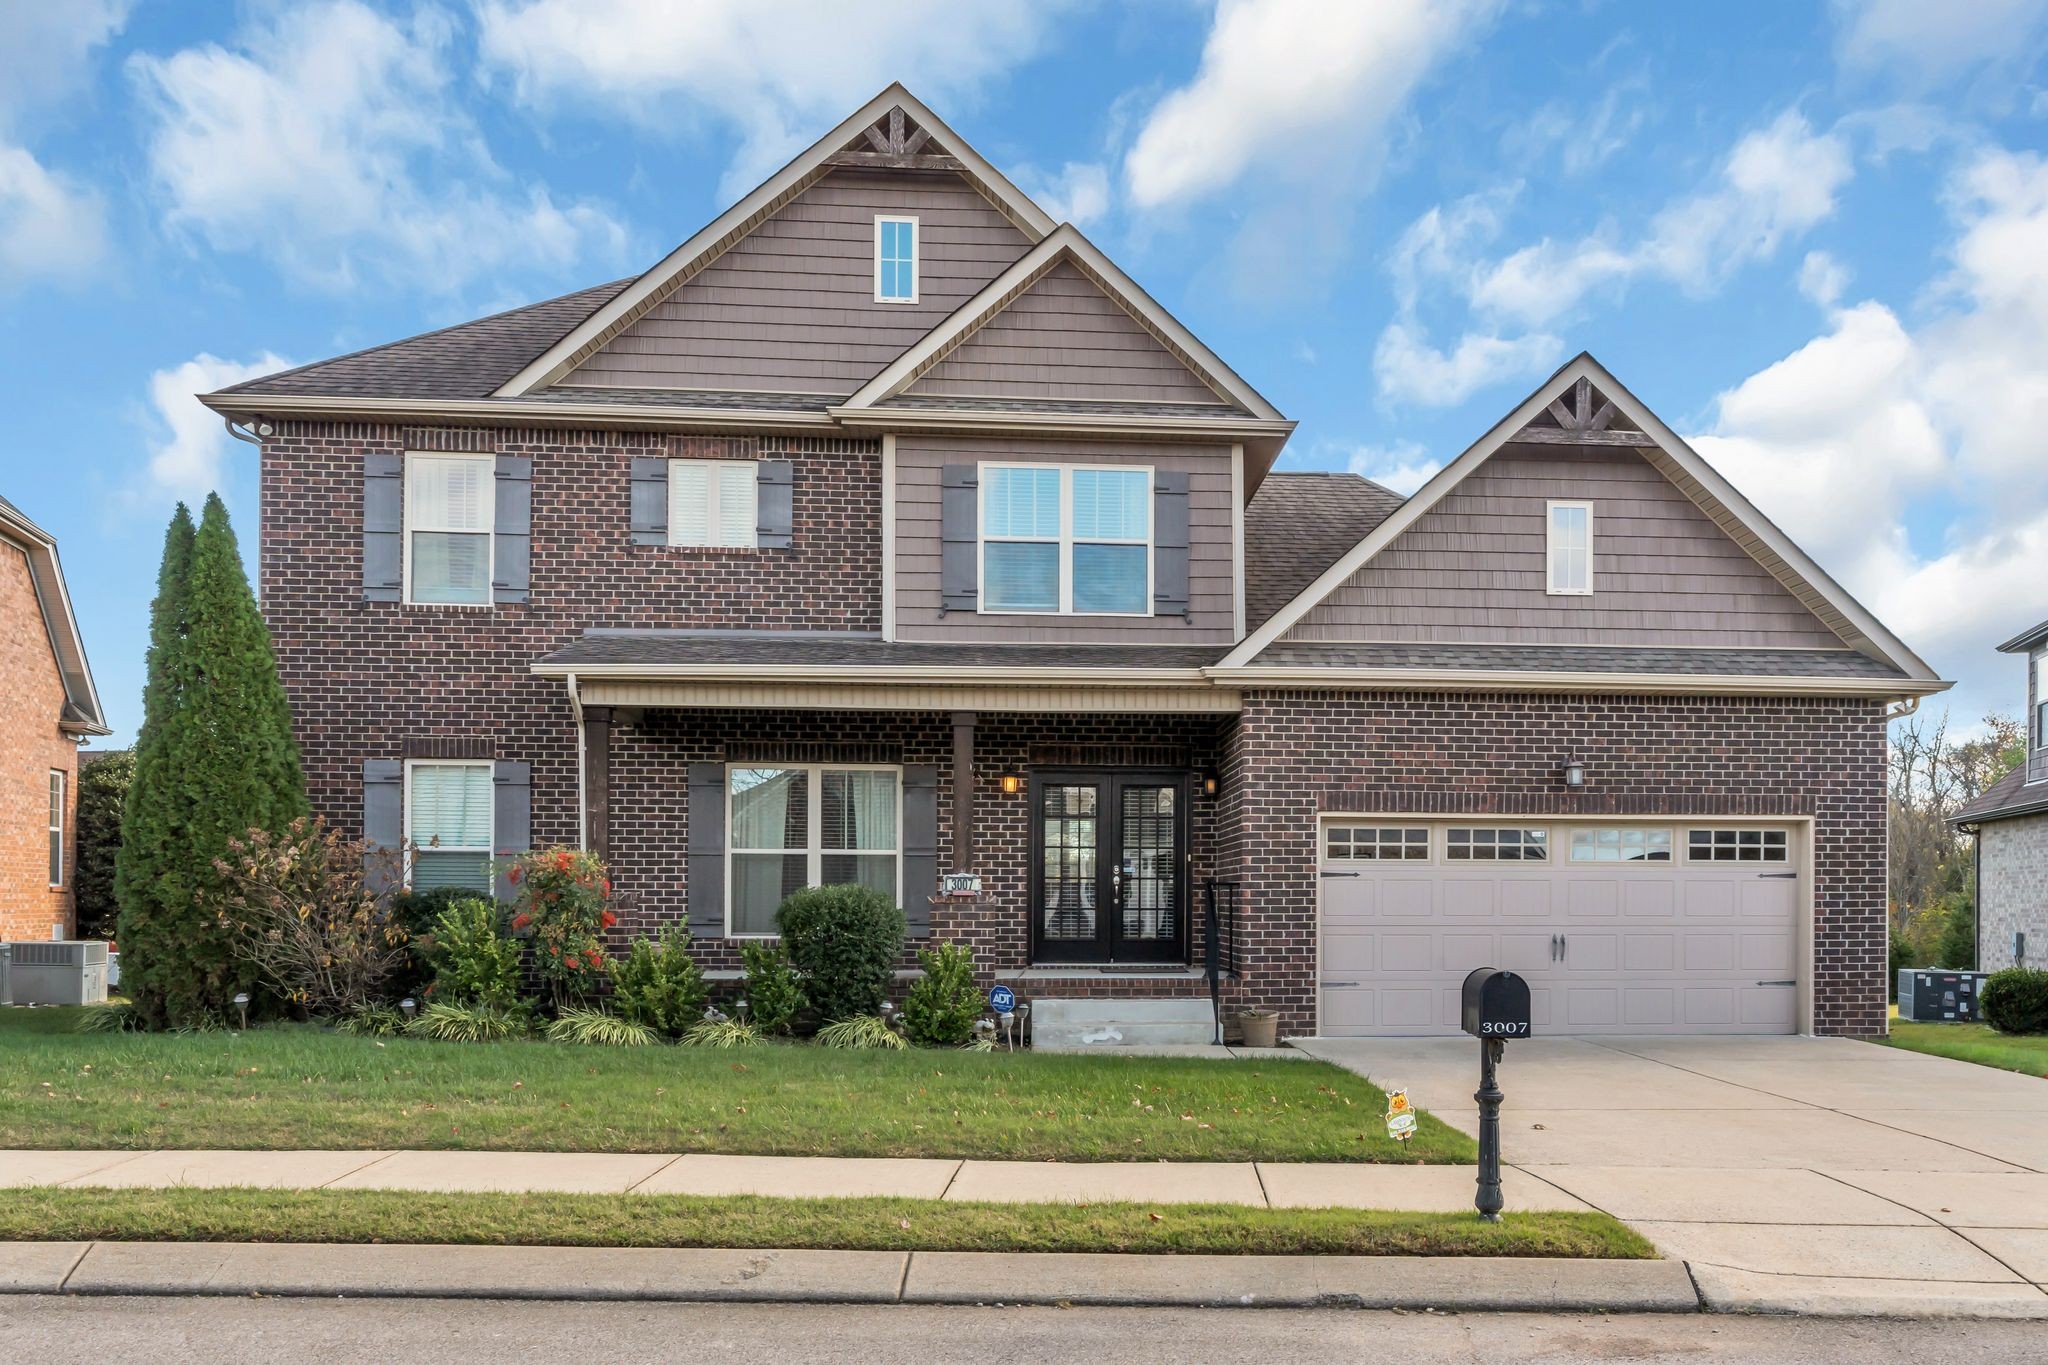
(505, 845, 614, 1007)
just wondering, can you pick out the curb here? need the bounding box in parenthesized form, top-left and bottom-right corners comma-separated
(2, 1241, 1699, 1313)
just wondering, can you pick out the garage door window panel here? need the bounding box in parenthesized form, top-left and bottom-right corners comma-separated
(1326, 826, 1430, 862)
(1687, 828, 1789, 863)
(1569, 827, 1672, 863)
(1446, 827, 1548, 862)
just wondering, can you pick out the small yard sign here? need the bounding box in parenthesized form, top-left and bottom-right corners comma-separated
(988, 984, 1017, 1014)
(1385, 1087, 1416, 1143)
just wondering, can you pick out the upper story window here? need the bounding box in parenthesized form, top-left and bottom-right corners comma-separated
(875, 216, 918, 303)
(1546, 500, 1592, 596)
(669, 459, 758, 548)
(980, 464, 1150, 615)
(2035, 655, 2046, 749)
(405, 454, 493, 605)
(407, 760, 494, 893)
(48, 770, 65, 887)
(728, 765, 900, 936)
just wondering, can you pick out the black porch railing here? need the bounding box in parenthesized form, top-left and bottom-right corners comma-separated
(1202, 878, 1241, 1046)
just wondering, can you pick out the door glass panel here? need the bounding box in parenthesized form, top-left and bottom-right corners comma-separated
(1040, 784, 1097, 941)
(1119, 786, 1177, 942)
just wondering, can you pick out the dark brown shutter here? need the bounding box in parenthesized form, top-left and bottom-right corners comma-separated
(363, 453, 403, 601)
(630, 457, 669, 545)
(492, 456, 531, 604)
(755, 459, 793, 549)
(1152, 471, 1190, 619)
(492, 761, 531, 902)
(362, 759, 403, 892)
(901, 764, 938, 937)
(939, 465, 978, 614)
(686, 763, 726, 939)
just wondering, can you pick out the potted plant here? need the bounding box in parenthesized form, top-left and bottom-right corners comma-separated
(1237, 1006, 1279, 1048)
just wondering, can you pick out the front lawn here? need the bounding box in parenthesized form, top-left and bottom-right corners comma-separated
(0, 1186, 1650, 1259)
(0, 1006, 1471, 1163)
(1882, 1018, 2048, 1078)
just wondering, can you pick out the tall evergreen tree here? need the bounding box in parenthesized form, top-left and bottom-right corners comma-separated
(72, 749, 135, 940)
(116, 497, 308, 1026)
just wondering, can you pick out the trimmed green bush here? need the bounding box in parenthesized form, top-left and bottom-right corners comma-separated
(426, 899, 525, 1013)
(610, 926, 707, 1038)
(1981, 968, 2048, 1035)
(901, 942, 983, 1047)
(739, 940, 805, 1035)
(774, 885, 905, 1023)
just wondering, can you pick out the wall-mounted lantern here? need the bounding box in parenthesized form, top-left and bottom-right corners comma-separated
(998, 770, 1024, 796)
(1561, 758, 1586, 789)
(1198, 769, 1220, 798)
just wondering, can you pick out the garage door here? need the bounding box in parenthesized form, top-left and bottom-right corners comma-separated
(1318, 821, 1800, 1036)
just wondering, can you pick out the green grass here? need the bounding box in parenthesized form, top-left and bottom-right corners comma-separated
(0, 1006, 1472, 1163)
(1882, 1018, 2048, 1078)
(0, 1186, 1651, 1259)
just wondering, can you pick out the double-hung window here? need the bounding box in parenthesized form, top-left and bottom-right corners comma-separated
(406, 761, 494, 893)
(47, 770, 64, 887)
(875, 216, 918, 303)
(405, 454, 493, 605)
(728, 766, 900, 936)
(981, 464, 1151, 615)
(1546, 500, 1592, 595)
(669, 459, 757, 548)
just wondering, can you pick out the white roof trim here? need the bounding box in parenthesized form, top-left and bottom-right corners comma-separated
(0, 499, 108, 735)
(493, 84, 1058, 399)
(531, 660, 1215, 686)
(200, 391, 842, 432)
(1219, 352, 1944, 683)
(1205, 666, 1949, 699)
(839, 224, 1286, 422)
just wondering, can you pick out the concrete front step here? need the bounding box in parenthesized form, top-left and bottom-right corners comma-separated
(1031, 997, 1214, 1049)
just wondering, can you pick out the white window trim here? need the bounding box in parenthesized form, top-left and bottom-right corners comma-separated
(402, 452, 495, 608)
(47, 769, 65, 888)
(402, 758, 494, 891)
(726, 763, 904, 938)
(668, 457, 760, 549)
(976, 461, 1155, 617)
(873, 215, 919, 304)
(1545, 499, 1594, 597)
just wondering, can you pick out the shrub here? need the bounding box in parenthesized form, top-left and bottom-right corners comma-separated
(74, 1003, 142, 1034)
(1981, 968, 2048, 1035)
(73, 750, 133, 941)
(426, 898, 526, 1012)
(901, 942, 983, 1047)
(508, 846, 615, 1007)
(739, 940, 805, 1035)
(206, 818, 408, 1018)
(774, 884, 905, 1023)
(547, 1007, 660, 1047)
(816, 1014, 907, 1050)
(409, 1001, 524, 1043)
(610, 925, 707, 1038)
(682, 1016, 761, 1048)
(335, 1002, 408, 1037)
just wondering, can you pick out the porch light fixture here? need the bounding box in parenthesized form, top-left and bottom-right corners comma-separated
(998, 770, 1024, 796)
(1561, 758, 1586, 789)
(1199, 769, 1220, 798)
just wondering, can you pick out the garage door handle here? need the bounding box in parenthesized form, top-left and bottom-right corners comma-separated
(1758, 872, 1797, 879)
(1319, 870, 1360, 879)
(1756, 979, 1795, 987)
(1321, 981, 1360, 988)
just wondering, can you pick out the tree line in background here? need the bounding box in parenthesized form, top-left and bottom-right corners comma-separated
(1888, 709, 2025, 983)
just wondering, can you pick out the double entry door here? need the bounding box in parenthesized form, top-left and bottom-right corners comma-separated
(1030, 768, 1189, 964)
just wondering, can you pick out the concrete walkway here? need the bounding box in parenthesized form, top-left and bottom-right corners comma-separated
(0, 1148, 1590, 1213)
(1295, 1034, 2048, 1316)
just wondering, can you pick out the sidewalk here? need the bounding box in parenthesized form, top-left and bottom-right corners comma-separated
(0, 1148, 1588, 1211)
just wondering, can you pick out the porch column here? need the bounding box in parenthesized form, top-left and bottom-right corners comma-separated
(582, 705, 612, 861)
(951, 710, 975, 874)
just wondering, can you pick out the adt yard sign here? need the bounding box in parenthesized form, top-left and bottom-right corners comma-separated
(988, 984, 1016, 1014)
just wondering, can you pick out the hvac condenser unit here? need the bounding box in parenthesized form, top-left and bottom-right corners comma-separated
(4, 941, 109, 1006)
(1896, 969, 1986, 1023)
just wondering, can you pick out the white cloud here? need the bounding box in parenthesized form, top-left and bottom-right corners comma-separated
(0, 1, 131, 126)
(142, 353, 294, 504)
(1016, 161, 1111, 228)
(130, 1, 626, 293)
(1831, 0, 2048, 87)
(0, 147, 107, 289)
(1124, 0, 1502, 210)
(1798, 250, 1851, 306)
(1344, 440, 1441, 496)
(473, 0, 1068, 201)
(1372, 323, 1562, 410)
(1503, 74, 1651, 177)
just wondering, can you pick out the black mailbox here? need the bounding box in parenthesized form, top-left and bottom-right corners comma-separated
(1461, 967, 1531, 1040)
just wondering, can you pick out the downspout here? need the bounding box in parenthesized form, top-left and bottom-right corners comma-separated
(1885, 696, 1921, 722)
(566, 673, 585, 850)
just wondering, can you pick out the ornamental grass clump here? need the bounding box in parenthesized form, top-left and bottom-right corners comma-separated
(507, 846, 616, 1008)
(546, 1007, 660, 1047)
(409, 1000, 524, 1043)
(682, 1015, 762, 1048)
(816, 1014, 907, 1050)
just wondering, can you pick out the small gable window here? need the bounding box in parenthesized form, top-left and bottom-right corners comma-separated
(1546, 500, 1593, 596)
(668, 459, 758, 549)
(875, 215, 918, 303)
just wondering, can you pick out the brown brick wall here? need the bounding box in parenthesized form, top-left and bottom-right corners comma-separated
(0, 542, 76, 941)
(1220, 690, 1889, 1038)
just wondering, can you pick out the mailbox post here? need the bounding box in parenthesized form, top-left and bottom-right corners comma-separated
(1460, 967, 1531, 1222)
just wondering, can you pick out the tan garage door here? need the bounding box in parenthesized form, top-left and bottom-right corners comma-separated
(1318, 821, 1800, 1036)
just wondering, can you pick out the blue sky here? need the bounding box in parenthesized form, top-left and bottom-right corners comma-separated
(5, 0, 2046, 746)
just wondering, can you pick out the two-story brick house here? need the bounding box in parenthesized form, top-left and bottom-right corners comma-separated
(1953, 617, 2048, 972)
(201, 86, 1945, 1040)
(0, 494, 108, 942)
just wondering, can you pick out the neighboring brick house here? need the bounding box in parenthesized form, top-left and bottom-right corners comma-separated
(1953, 617, 2048, 974)
(200, 85, 1946, 1040)
(0, 495, 109, 941)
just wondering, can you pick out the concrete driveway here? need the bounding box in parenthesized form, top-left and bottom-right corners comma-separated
(1294, 1035, 2048, 1316)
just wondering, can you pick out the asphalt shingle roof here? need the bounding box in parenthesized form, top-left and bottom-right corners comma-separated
(538, 632, 1225, 670)
(1954, 766, 2048, 826)
(1247, 643, 1909, 678)
(1243, 471, 1406, 630)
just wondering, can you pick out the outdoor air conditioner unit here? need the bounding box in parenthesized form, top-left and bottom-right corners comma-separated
(1896, 969, 1985, 1023)
(3, 941, 109, 1006)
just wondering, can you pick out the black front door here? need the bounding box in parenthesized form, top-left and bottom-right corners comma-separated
(1030, 768, 1189, 964)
